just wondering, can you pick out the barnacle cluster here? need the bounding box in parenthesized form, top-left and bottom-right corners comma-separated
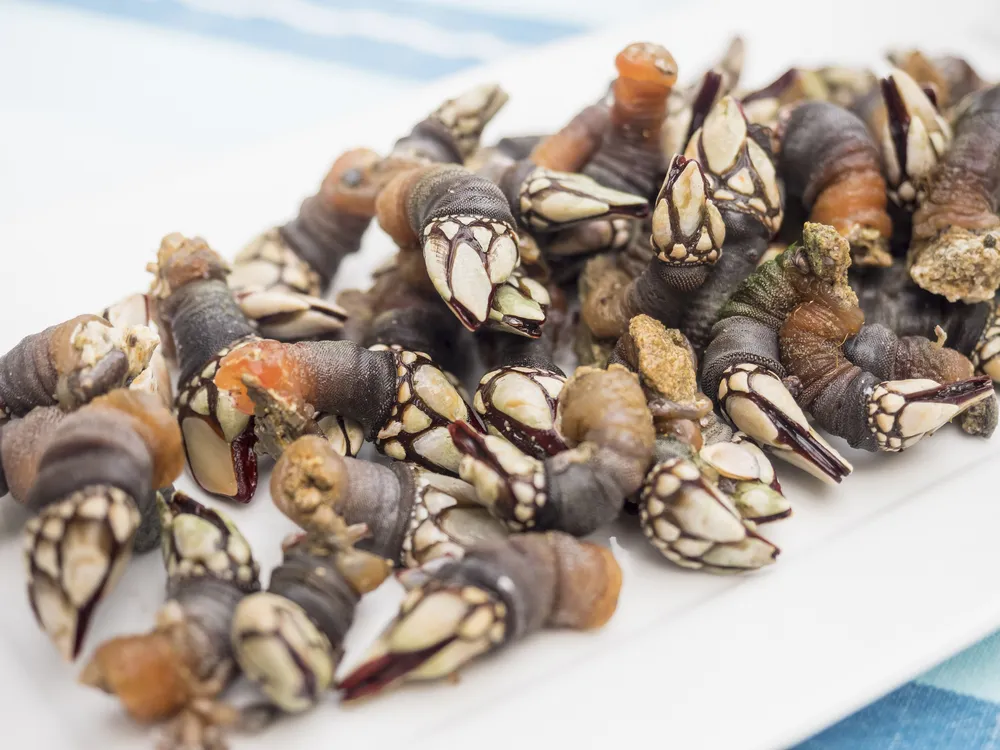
(2, 38, 998, 748)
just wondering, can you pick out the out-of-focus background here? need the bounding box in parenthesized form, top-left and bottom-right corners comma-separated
(3, 1, 1000, 747)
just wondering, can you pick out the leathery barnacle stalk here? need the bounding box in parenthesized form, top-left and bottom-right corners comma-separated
(21, 390, 184, 659)
(0, 312, 158, 421)
(908, 85, 1000, 303)
(79, 490, 261, 750)
(150, 233, 260, 502)
(868, 69, 952, 211)
(701, 223, 854, 483)
(579, 154, 726, 348)
(529, 98, 610, 174)
(452, 365, 655, 536)
(780, 301, 994, 451)
(779, 101, 894, 267)
(230, 522, 392, 719)
(338, 531, 621, 701)
(213, 338, 485, 475)
(270, 435, 506, 568)
(473, 330, 568, 459)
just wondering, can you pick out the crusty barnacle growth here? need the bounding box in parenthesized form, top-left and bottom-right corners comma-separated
(338, 531, 621, 701)
(214, 338, 484, 475)
(701, 223, 855, 483)
(779, 101, 893, 267)
(453, 365, 655, 536)
(21, 390, 184, 660)
(584, 42, 678, 200)
(101, 292, 172, 407)
(780, 300, 994, 452)
(0, 313, 157, 420)
(377, 164, 520, 331)
(231, 522, 392, 717)
(271, 435, 505, 568)
(909, 85, 1000, 303)
(80, 490, 260, 750)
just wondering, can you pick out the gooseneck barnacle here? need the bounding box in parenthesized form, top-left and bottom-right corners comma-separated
(338, 531, 621, 701)
(151, 233, 260, 502)
(79, 489, 260, 750)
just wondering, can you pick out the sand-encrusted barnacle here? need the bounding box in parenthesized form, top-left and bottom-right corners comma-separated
(79, 490, 260, 750)
(18, 390, 183, 659)
(231, 523, 391, 719)
(866, 69, 953, 211)
(702, 223, 855, 482)
(150, 233, 260, 502)
(473, 330, 567, 459)
(101, 292, 172, 407)
(908, 85, 1000, 303)
(214, 338, 484, 475)
(453, 365, 654, 536)
(662, 36, 744, 160)
(338, 531, 621, 701)
(0, 313, 158, 421)
(852, 261, 1000, 384)
(780, 300, 993, 451)
(779, 101, 894, 267)
(271, 435, 505, 568)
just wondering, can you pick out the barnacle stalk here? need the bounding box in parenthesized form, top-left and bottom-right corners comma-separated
(231, 524, 392, 717)
(0, 313, 158, 420)
(22, 390, 184, 659)
(338, 532, 621, 701)
(271, 435, 505, 568)
(909, 86, 1000, 303)
(530, 100, 611, 173)
(213, 338, 484, 475)
(79, 490, 260, 749)
(151, 233, 260, 502)
(454, 366, 655, 536)
(779, 101, 893, 267)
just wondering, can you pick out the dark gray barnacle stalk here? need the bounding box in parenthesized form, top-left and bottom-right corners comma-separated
(851, 262, 1000, 384)
(338, 531, 621, 701)
(17, 390, 184, 659)
(473, 330, 568, 459)
(0, 312, 158, 422)
(271, 435, 506, 568)
(909, 85, 1000, 303)
(214, 337, 485, 476)
(701, 223, 854, 483)
(865, 69, 952, 211)
(150, 233, 260, 502)
(230, 523, 392, 718)
(79, 490, 261, 750)
(779, 100, 894, 267)
(452, 365, 655, 536)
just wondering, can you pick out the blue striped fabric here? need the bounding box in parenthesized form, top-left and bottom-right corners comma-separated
(27, 1, 1000, 747)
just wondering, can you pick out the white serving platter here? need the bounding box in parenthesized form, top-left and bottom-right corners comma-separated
(3, 2, 1000, 748)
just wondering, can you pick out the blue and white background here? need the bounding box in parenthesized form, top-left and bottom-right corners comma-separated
(3, 2, 999, 747)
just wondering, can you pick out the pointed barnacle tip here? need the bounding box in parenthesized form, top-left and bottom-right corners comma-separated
(79, 657, 110, 692)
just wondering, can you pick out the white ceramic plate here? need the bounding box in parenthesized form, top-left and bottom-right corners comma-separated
(3, 2, 1000, 748)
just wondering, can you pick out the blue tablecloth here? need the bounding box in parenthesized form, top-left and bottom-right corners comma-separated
(29, 2, 1000, 746)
